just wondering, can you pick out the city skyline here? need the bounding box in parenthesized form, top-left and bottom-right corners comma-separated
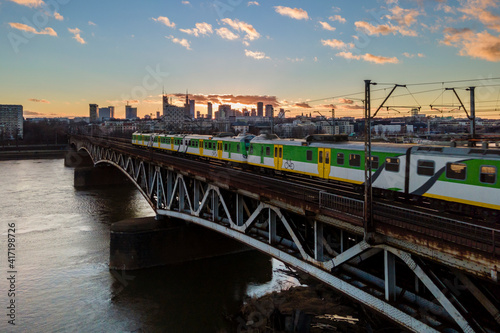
(1, 0, 500, 119)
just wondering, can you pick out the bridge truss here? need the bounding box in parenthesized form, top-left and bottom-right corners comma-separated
(70, 136, 500, 333)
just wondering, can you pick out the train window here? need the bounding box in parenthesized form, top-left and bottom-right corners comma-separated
(249, 144, 253, 154)
(306, 150, 313, 161)
(349, 154, 361, 167)
(337, 153, 344, 165)
(325, 152, 330, 164)
(446, 162, 467, 180)
(275, 147, 278, 157)
(385, 158, 400, 172)
(480, 166, 496, 184)
(266, 147, 271, 156)
(279, 148, 282, 158)
(319, 151, 323, 163)
(417, 160, 435, 176)
(224, 143, 228, 151)
(366, 156, 379, 169)
(237, 144, 240, 153)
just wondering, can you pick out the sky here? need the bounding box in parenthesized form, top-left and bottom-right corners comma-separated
(1, 0, 500, 119)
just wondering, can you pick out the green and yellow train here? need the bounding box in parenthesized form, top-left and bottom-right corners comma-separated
(132, 132, 500, 218)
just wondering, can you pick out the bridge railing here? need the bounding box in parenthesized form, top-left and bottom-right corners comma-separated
(319, 191, 499, 255)
(374, 202, 500, 255)
(319, 192, 364, 218)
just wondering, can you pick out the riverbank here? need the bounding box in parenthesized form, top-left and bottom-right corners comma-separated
(0, 144, 68, 160)
(234, 274, 396, 332)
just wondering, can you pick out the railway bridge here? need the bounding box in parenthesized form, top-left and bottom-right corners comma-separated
(68, 134, 500, 333)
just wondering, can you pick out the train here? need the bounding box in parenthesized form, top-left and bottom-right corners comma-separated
(132, 132, 500, 219)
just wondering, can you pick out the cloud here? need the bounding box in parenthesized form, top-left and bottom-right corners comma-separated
(54, 12, 63, 21)
(88, 21, 96, 26)
(28, 98, 50, 104)
(169, 93, 280, 107)
(319, 21, 336, 32)
(153, 16, 176, 28)
(248, 1, 259, 6)
(8, 22, 57, 36)
(336, 51, 399, 64)
(181, 1, 190, 5)
(342, 104, 364, 110)
(387, 6, 420, 27)
(166, 35, 191, 50)
(221, 18, 260, 40)
(338, 98, 354, 104)
(294, 102, 312, 108)
(7, 0, 44, 7)
(216, 27, 239, 40)
(458, 0, 500, 32)
(23, 110, 46, 116)
(274, 6, 309, 20)
(68, 28, 86, 44)
(244, 49, 270, 60)
(329, 15, 346, 24)
(441, 28, 500, 61)
(287, 57, 304, 62)
(355, 20, 417, 37)
(321, 39, 353, 49)
(180, 22, 213, 36)
(403, 52, 414, 58)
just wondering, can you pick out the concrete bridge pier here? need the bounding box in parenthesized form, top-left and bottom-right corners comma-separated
(109, 217, 251, 270)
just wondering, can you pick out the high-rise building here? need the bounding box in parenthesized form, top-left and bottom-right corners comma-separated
(257, 102, 264, 117)
(125, 105, 137, 119)
(163, 93, 185, 127)
(98, 106, 115, 121)
(207, 102, 213, 119)
(89, 104, 98, 123)
(218, 104, 231, 119)
(189, 100, 195, 119)
(251, 109, 256, 117)
(0, 105, 23, 140)
(265, 104, 274, 118)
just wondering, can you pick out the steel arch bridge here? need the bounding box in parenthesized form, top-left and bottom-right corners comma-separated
(69, 135, 500, 333)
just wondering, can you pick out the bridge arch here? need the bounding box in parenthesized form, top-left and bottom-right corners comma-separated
(68, 135, 500, 333)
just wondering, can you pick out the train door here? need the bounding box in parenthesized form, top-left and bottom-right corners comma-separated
(217, 141, 223, 159)
(170, 137, 174, 151)
(274, 145, 283, 170)
(318, 148, 330, 178)
(199, 140, 204, 155)
(324, 149, 331, 179)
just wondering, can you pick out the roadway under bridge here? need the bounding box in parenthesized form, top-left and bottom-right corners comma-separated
(69, 134, 500, 333)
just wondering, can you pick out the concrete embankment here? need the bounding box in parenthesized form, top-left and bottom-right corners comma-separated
(0, 144, 69, 160)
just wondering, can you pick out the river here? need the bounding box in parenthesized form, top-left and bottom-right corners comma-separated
(0, 159, 300, 332)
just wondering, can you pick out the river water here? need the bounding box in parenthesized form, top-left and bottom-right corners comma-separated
(0, 159, 300, 332)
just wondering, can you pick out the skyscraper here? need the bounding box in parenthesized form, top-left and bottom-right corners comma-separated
(125, 105, 137, 119)
(257, 102, 263, 117)
(189, 99, 195, 119)
(265, 104, 274, 118)
(89, 104, 98, 123)
(0, 104, 23, 139)
(207, 102, 213, 119)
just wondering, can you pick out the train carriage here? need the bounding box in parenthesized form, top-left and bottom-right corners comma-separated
(213, 134, 255, 163)
(408, 146, 500, 211)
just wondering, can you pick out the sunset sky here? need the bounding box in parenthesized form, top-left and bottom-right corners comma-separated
(1, 0, 500, 119)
